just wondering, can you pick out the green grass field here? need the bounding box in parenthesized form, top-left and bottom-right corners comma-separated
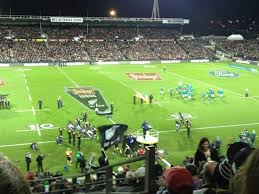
(0, 62, 259, 175)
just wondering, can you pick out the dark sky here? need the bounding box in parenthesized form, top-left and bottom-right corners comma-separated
(0, 0, 258, 31)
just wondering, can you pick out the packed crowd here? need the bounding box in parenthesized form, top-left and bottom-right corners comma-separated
(0, 25, 218, 62)
(217, 39, 259, 61)
(0, 25, 258, 62)
(85, 40, 124, 61)
(148, 40, 189, 60)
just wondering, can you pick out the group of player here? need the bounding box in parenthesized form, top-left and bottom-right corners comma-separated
(158, 81, 194, 100)
(159, 80, 226, 102)
(0, 94, 10, 109)
(201, 88, 225, 101)
(175, 112, 192, 139)
(56, 111, 97, 150)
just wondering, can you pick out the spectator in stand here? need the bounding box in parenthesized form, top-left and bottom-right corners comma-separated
(193, 161, 218, 194)
(214, 142, 253, 189)
(0, 154, 32, 194)
(159, 167, 194, 194)
(230, 148, 259, 194)
(185, 164, 203, 190)
(194, 137, 220, 167)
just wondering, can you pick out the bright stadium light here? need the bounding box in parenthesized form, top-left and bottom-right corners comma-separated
(109, 9, 117, 17)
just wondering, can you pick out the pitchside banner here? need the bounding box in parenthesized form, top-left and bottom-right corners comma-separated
(66, 87, 109, 112)
(98, 124, 128, 150)
(50, 17, 83, 23)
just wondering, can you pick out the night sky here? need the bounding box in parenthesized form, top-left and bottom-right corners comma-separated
(0, 0, 258, 31)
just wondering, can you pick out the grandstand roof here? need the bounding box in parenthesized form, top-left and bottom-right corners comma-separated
(0, 15, 189, 27)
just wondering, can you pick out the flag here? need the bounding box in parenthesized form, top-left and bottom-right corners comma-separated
(176, 121, 181, 132)
(98, 124, 128, 150)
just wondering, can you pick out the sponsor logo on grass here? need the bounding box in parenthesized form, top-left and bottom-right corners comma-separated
(66, 87, 109, 112)
(209, 71, 239, 78)
(127, 73, 161, 80)
(0, 80, 6, 86)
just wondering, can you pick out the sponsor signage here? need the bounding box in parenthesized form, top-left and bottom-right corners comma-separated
(209, 71, 239, 78)
(66, 87, 109, 112)
(50, 17, 83, 23)
(127, 73, 161, 80)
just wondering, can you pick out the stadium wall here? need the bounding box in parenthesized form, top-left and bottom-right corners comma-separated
(0, 59, 258, 67)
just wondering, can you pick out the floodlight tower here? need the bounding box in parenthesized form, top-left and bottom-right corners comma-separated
(152, 0, 160, 18)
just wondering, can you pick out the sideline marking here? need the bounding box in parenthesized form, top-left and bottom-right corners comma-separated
(159, 122, 259, 133)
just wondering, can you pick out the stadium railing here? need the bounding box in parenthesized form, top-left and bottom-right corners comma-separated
(28, 146, 156, 194)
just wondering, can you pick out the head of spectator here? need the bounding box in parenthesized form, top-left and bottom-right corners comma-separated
(195, 137, 219, 167)
(230, 148, 259, 194)
(0, 154, 32, 194)
(135, 166, 145, 182)
(163, 167, 194, 194)
(214, 142, 252, 189)
(198, 137, 210, 152)
(185, 164, 203, 189)
(201, 161, 218, 188)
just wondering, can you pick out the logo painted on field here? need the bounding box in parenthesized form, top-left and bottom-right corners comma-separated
(209, 71, 239, 78)
(127, 73, 161, 80)
(0, 80, 6, 86)
(28, 123, 54, 130)
(66, 87, 109, 112)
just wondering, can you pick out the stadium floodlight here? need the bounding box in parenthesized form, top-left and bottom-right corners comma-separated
(152, 0, 160, 18)
(109, 9, 117, 17)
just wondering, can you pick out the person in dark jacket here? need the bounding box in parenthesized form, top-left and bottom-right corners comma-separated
(194, 137, 220, 167)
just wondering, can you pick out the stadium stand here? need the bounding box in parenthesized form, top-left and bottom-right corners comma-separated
(0, 25, 258, 62)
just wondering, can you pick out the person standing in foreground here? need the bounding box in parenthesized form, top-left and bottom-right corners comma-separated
(36, 153, 44, 173)
(25, 152, 31, 172)
(57, 96, 63, 109)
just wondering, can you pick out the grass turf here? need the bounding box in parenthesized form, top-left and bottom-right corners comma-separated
(0, 62, 258, 175)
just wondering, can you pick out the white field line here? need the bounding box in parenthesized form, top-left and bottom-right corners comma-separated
(166, 71, 257, 102)
(4, 121, 258, 148)
(15, 108, 51, 113)
(16, 127, 59, 132)
(31, 106, 36, 116)
(28, 94, 32, 102)
(0, 137, 92, 148)
(119, 81, 128, 88)
(159, 122, 259, 133)
(36, 123, 41, 136)
(57, 67, 79, 87)
(107, 117, 115, 124)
